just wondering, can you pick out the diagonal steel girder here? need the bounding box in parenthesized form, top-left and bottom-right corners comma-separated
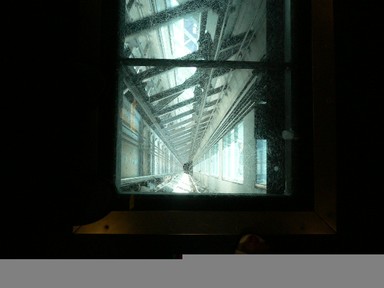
(145, 68, 230, 104)
(124, 0, 215, 37)
(204, 99, 220, 109)
(175, 144, 192, 151)
(197, 122, 209, 131)
(121, 58, 282, 70)
(175, 138, 192, 153)
(167, 125, 194, 137)
(160, 109, 195, 125)
(154, 84, 224, 118)
(163, 117, 195, 130)
(199, 10, 208, 42)
(167, 121, 195, 134)
(204, 85, 226, 98)
(173, 139, 193, 149)
(201, 110, 213, 118)
(163, 109, 212, 136)
(198, 117, 211, 126)
(174, 137, 192, 150)
(168, 128, 194, 139)
(148, 74, 200, 103)
(173, 134, 192, 143)
(154, 84, 225, 113)
(154, 97, 196, 117)
(133, 51, 202, 82)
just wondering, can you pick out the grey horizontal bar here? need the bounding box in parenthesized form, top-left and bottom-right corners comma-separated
(121, 58, 289, 69)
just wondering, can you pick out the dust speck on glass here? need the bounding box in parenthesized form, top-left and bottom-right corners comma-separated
(116, 0, 305, 196)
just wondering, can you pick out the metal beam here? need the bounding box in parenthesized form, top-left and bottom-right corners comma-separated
(201, 110, 212, 118)
(199, 116, 211, 124)
(173, 137, 192, 146)
(168, 126, 194, 137)
(172, 132, 193, 141)
(169, 128, 193, 139)
(167, 131, 193, 141)
(155, 98, 196, 116)
(160, 109, 195, 125)
(174, 141, 192, 151)
(124, 0, 213, 36)
(147, 69, 230, 104)
(197, 124, 208, 132)
(206, 85, 225, 97)
(164, 118, 194, 130)
(133, 51, 202, 82)
(176, 139, 192, 150)
(152, 76, 227, 113)
(198, 122, 208, 128)
(191, 116, 210, 137)
(202, 106, 215, 114)
(167, 122, 195, 133)
(177, 143, 190, 155)
(175, 142, 192, 150)
(122, 58, 287, 70)
(199, 10, 208, 43)
(204, 99, 219, 109)
(148, 75, 200, 103)
(152, 92, 186, 110)
(175, 138, 191, 153)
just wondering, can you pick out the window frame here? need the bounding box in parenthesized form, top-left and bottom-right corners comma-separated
(74, 0, 337, 236)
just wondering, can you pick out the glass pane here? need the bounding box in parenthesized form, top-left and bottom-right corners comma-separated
(116, 0, 309, 196)
(122, 0, 282, 62)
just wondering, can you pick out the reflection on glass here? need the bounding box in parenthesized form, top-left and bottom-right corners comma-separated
(256, 139, 267, 187)
(222, 121, 244, 183)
